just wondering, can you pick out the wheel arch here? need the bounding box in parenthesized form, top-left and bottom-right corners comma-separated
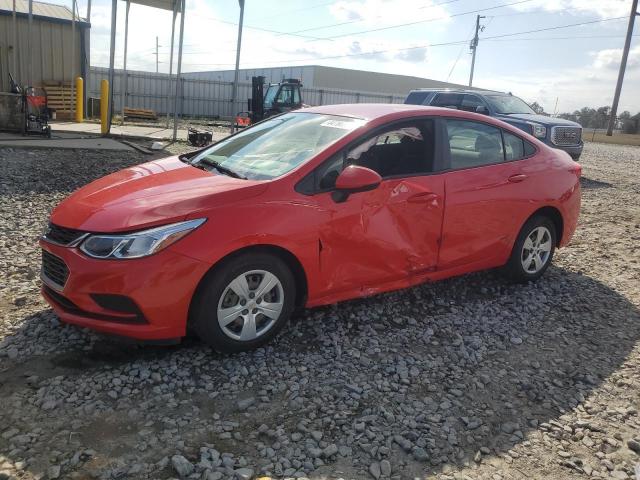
(525, 206, 564, 246)
(188, 244, 309, 328)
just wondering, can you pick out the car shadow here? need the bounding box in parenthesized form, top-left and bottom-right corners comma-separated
(580, 176, 612, 189)
(0, 265, 638, 479)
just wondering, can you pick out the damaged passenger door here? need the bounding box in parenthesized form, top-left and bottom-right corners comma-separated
(313, 118, 445, 295)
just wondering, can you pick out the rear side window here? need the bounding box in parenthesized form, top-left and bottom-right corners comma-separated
(524, 141, 536, 156)
(446, 119, 504, 169)
(432, 93, 463, 109)
(404, 91, 430, 105)
(460, 95, 485, 113)
(504, 131, 536, 160)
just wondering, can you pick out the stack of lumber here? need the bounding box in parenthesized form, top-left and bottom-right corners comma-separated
(123, 107, 157, 120)
(43, 82, 75, 120)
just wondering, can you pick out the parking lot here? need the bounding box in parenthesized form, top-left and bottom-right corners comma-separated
(0, 142, 639, 480)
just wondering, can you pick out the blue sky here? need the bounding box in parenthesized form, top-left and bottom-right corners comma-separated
(78, 0, 639, 114)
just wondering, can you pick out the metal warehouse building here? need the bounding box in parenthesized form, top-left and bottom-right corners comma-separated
(184, 65, 471, 96)
(0, 0, 89, 92)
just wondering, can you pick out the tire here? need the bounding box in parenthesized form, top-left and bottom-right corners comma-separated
(502, 215, 557, 283)
(191, 253, 296, 353)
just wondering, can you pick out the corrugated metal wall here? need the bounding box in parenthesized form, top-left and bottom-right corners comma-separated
(89, 67, 405, 119)
(0, 15, 84, 92)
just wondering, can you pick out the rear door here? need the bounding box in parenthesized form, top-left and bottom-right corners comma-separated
(438, 118, 537, 269)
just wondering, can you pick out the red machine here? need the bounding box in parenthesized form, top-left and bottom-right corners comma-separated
(8, 74, 51, 137)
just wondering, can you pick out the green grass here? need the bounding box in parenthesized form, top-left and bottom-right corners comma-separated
(585, 132, 640, 146)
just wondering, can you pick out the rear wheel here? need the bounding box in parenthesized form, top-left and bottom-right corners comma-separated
(502, 215, 556, 283)
(192, 253, 296, 352)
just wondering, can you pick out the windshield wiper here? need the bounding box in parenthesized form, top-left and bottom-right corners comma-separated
(194, 157, 247, 179)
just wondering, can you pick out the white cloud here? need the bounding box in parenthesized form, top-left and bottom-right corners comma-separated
(480, 63, 639, 114)
(329, 0, 450, 26)
(592, 45, 640, 70)
(509, 0, 632, 18)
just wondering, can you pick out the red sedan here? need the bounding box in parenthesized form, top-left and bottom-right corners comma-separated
(40, 104, 581, 352)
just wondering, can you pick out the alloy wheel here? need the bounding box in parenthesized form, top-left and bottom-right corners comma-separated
(521, 226, 552, 274)
(217, 270, 284, 341)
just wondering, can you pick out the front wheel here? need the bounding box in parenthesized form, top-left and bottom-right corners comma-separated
(191, 253, 296, 353)
(502, 216, 556, 283)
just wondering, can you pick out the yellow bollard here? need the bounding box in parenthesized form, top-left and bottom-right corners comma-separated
(100, 79, 109, 135)
(75, 77, 84, 123)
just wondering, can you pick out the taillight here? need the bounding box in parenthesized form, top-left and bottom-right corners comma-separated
(569, 163, 582, 177)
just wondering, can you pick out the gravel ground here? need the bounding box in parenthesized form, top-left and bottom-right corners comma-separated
(0, 142, 639, 480)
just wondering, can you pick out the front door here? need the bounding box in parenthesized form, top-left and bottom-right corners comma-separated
(311, 119, 445, 295)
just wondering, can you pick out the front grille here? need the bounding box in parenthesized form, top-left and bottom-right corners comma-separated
(551, 126, 582, 146)
(43, 223, 86, 246)
(42, 250, 69, 289)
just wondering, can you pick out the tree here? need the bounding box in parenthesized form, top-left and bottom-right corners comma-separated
(528, 101, 545, 115)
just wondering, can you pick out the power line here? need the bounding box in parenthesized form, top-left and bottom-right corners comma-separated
(201, 0, 526, 45)
(484, 33, 639, 42)
(303, 0, 537, 42)
(447, 22, 476, 81)
(181, 15, 627, 68)
(277, 0, 468, 36)
(256, 0, 337, 23)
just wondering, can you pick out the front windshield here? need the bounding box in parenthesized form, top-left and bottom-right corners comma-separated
(485, 95, 536, 115)
(190, 113, 365, 180)
(263, 85, 278, 109)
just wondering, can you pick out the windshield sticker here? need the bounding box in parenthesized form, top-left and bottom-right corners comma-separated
(320, 119, 363, 130)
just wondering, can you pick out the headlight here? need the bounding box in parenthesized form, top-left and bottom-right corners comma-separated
(80, 218, 206, 259)
(528, 122, 547, 138)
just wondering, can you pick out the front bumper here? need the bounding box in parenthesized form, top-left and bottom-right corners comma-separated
(40, 240, 211, 340)
(550, 141, 583, 160)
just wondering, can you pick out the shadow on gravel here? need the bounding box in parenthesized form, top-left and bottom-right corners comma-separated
(580, 176, 612, 189)
(1, 265, 639, 479)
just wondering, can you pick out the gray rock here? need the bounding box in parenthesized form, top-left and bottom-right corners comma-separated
(171, 455, 194, 477)
(369, 462, 381, 479)
(323, 444, 338, 457)
(380, 460, 391, 476)
(237, 398, 256, 411)
(235, 467, 254, 480)
(47, 465, 61, 479)
(412, 446, 428, 461)
(628, 439, 640, 453)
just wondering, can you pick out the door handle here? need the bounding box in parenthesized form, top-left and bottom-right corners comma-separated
(508, 174, 527, 183)
(407, 192, 438, 203)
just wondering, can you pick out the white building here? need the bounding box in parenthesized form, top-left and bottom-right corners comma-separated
(183, 65, 472, 97)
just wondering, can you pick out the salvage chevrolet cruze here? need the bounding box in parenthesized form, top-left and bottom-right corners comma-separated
(40, 104, 581, 352)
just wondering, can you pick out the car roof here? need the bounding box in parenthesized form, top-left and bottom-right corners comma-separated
(408, 88, 505, 95)
(295, 103, 542, 142)
(300, 103, 461, 121)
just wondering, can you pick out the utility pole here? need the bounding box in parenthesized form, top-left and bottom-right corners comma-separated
(230, 0, 245, 133)
(155, 36, 159, 73)
(468, 14, 485, 88)
(606, 0, 638, 136)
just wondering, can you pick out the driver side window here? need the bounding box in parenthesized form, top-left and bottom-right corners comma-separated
(314, 120, 435, 191)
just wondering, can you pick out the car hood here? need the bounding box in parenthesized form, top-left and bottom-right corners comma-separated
(496, 113, 581, 127)
(50, 156, 268, 232)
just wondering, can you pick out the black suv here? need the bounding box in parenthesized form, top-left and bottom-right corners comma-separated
(405, 89, 583, 160)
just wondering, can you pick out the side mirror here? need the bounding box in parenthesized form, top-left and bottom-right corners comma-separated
(475, 105, 489, 114)
(332, 165, 381, 203)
